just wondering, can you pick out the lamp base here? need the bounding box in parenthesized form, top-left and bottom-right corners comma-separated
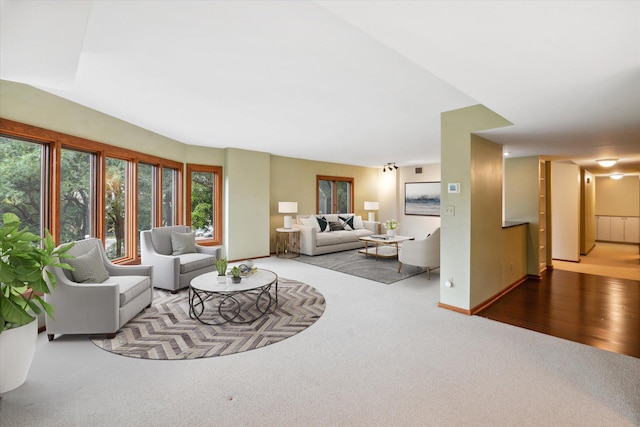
(368, 212, 376, 222)
(284, 215, 292, 229)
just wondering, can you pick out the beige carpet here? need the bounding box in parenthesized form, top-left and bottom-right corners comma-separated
(554, 242, 640, 281)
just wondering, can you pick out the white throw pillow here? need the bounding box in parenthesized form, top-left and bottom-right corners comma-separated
(353, 215, 365, 230)
(299, 216, 319, 231)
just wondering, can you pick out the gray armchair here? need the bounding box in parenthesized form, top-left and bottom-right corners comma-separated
(140, 225, 222, 292)
(45, 238, 153, 341)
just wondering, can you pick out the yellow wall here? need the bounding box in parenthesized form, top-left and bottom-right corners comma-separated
(440, 104, 512, 311)
(595, 175, 640, 217)
(269, 155, 379, 252)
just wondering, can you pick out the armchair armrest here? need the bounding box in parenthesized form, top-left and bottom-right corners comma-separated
(196, 244, 222, 258)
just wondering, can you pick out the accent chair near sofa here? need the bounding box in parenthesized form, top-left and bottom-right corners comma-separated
(398, 227, 440, 280)
(140, 225, 222, 292)
(45, 238, 153, 341)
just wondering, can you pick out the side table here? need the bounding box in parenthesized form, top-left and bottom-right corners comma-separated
(276, 228, 300, 258)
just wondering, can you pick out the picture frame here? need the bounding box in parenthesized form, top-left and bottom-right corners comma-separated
(405, 181, 441, 216)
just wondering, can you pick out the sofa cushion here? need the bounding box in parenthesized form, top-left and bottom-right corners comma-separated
(299, 215, 318, 231)
(338, 215, 355, 231)
(316, 232, 346, 247)
(151, 225, 188, 255)
(171, 231, 197, 255)
(104, 275, 151, 307)
(316, 216, 330, 232)
(177, 253, 216, 274)
(66, 246, 109, 284)
(353, 215, 365, 230)
(329, 221, 344, 231)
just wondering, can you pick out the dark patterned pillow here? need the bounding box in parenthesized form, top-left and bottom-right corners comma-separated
(329, 221, 344, 231)
(338, 215, 355, 231)
(316, 216, 330, 232)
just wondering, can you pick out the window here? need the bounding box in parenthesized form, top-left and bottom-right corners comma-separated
(60, 148, 96, 243)
(186, 164, 222, 245)
(105, 157, 129, 260)
(2, 119, 185, 263)
(0, 136, 48, 237)
(162, 167, 178, 226)
(317, 175, 353, 214)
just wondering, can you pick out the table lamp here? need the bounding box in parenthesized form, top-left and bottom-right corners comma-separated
(278, 201, 298, 229)
(364, 201, 379, 222)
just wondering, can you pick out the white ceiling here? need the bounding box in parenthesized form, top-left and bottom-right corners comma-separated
(1, 1, 639, 174)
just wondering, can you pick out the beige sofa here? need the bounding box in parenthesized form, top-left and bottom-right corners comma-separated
(293, 214, 378, 256)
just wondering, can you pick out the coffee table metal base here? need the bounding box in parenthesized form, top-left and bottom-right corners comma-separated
(189, 271, 278, 325)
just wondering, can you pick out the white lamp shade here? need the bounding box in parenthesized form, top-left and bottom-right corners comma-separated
(364, 201, 379, 211)
(278, 201, 298, 213)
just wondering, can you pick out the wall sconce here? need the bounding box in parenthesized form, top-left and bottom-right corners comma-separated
(278, 201, 298, 228)
(364, 201, 379, 222)
(597, 159, 618, 167)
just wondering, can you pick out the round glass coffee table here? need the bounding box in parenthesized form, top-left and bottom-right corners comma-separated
(189, 269, 278, 325)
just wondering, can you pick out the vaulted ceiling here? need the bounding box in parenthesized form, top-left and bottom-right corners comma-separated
(1, 1, 639, 174)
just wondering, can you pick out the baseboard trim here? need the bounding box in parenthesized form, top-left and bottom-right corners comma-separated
(437, 302, 471, 316)
(438, 275, 528, 316)
(470, 275, 528, 315)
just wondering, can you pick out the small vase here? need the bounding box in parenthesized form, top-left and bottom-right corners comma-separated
(387, 229, 396, 237)
(217, 275, 227, 284)
(232, 276, 242, 284)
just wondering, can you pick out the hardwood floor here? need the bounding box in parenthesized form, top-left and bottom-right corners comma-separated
(477, 269, 640, 358)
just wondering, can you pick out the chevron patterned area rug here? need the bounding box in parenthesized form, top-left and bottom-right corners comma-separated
(91, 278, 325, 360)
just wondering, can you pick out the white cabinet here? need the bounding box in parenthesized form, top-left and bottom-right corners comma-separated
(596, 216, 640, 243)
(625, 217, 640, 243)
(596, 216, 611, 241)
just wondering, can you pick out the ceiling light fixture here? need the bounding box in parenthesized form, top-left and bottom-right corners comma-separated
(610, 173, 624, 180)
(597, 159, 618, 167)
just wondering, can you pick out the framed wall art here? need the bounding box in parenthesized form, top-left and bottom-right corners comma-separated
(404, 181, 441, 216)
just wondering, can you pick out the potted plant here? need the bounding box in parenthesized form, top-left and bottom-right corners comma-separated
(0, 213, 74, 393)
(215, 258, 227, 283)
(383, 219, 400, 237)
(230, 266, 242, 284)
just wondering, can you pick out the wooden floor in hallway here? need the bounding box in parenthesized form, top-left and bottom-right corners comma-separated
(477, 269, 640, 358)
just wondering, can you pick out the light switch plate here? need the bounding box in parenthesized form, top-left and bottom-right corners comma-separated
(442, 205, 455, 216)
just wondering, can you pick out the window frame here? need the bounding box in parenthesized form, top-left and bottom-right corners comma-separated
(0, 118, 184, 263)
(186, 164, 223, 246)
(316, 175, 354, 214)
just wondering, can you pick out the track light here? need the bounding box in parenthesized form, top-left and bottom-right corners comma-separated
(382, 162, 398, 172)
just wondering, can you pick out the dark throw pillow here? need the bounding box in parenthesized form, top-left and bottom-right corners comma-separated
(329, 221, 344, 231)
(316, 216, 330, 232)
(338, 215, 355, 231)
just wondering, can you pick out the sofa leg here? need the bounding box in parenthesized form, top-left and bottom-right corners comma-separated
(47, 334, 55, 341)
(397, 262, 402, 273)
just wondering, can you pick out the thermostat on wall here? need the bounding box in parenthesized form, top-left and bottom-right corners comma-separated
(448, 183, 460, 193)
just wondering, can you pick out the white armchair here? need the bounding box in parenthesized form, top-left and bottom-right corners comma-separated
(140, 225, 222, 292)
(45, 238, 153, 340)
(398, 227, 440, 280)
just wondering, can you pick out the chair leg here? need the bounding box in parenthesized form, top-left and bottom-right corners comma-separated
(47, 334, 55, 341)
(105, 333, 116, 339)
(397, 262, 402, 273)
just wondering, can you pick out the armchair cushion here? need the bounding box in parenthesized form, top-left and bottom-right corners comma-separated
(104, 275, 152, 306)
(171, 231, 197, 255)
(66, 246, 109, 284)
(178, 253, 216, 274)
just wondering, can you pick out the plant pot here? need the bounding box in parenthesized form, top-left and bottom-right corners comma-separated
(387, 229, 396, 237)
(0, 318, 38, 393)
(232, 277, 242, 284)
(217, 275, 227, 284)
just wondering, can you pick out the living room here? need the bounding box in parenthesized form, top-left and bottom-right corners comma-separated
(1, 1, 639, 425)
